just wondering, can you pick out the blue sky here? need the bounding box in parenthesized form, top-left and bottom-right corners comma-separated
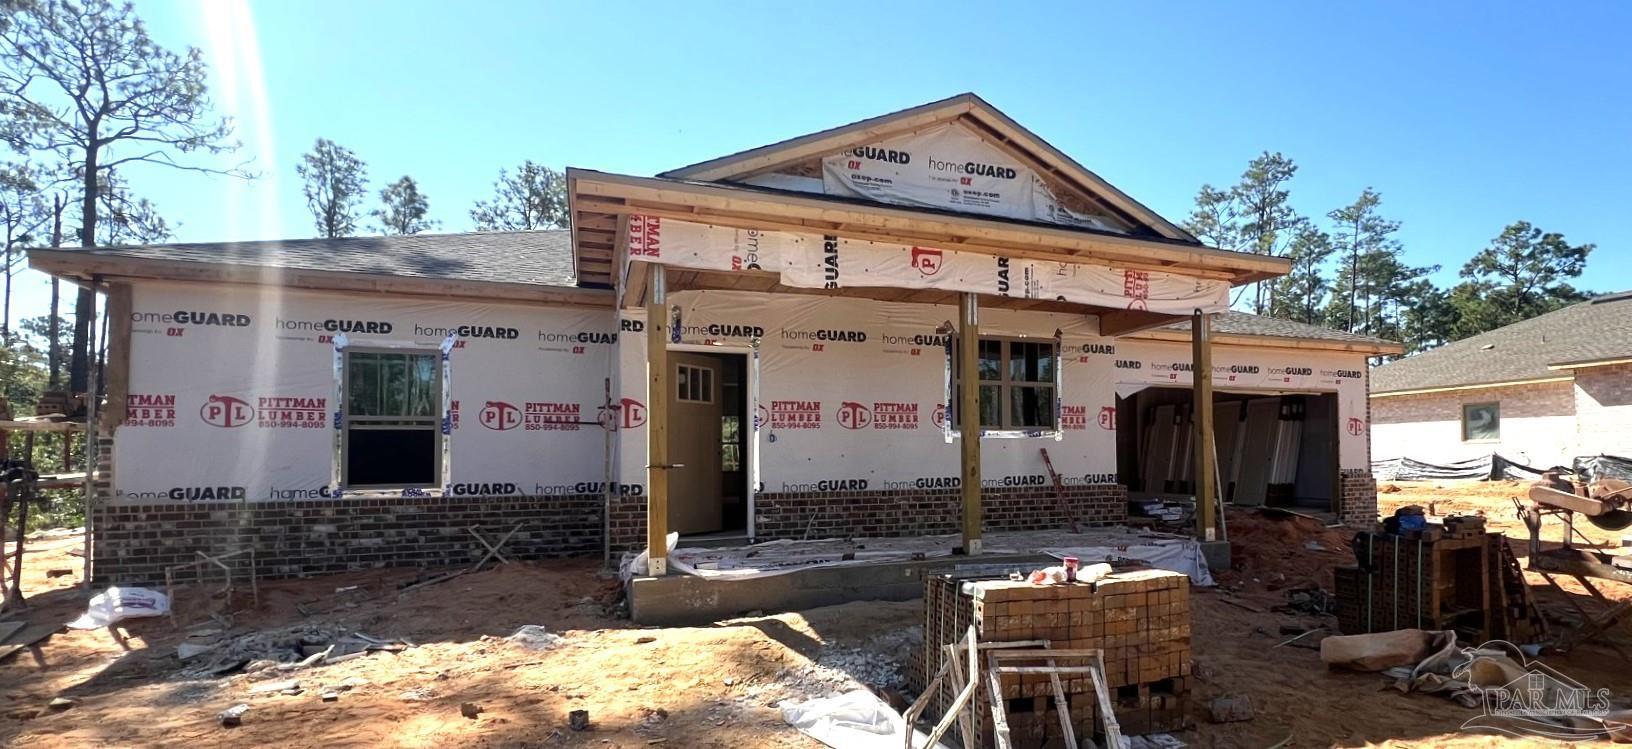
(11, 0, 1630, 322)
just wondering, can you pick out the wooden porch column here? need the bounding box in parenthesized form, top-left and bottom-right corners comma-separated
(959, 293, 982, 554)
(645, 264, 671, 575)
(1192, 309, 1217, 541)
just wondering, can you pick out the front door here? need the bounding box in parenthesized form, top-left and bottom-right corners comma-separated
(669, 351, 726, 534)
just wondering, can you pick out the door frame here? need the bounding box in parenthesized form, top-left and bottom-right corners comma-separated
(666, 342, 759, 539)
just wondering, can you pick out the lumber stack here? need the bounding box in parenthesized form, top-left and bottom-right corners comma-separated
(917, 568, 1191, 747)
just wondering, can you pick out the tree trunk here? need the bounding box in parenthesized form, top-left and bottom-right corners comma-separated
(48, 195, 62, 389)
(2, 242, 11, 339)
(70, 146, 99, 393)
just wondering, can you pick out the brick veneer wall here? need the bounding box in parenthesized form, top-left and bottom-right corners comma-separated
(92, 495, 602, 585)
(1340, 469, 1379, 528)
(1574, 363, 1632, 458)
(608, 484, 1128, 552)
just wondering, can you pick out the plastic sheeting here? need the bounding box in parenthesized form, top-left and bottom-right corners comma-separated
(1575, 454, 1632, 484)
(116, 281, 613, 501)
(780, 689, 950, 749)
(1372, 454, 1551, 482)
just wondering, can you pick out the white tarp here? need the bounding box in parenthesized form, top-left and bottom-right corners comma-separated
(116, 281, 614, 501)
(816, 123, 1121, 232)
(626, 214, 1231, 316)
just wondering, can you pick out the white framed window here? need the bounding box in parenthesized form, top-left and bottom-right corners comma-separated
(677, 363, 714, 403)
(950, 336, 1057, 430)
(1462, 402, 1499, 442)
(343, 349, 441, 487)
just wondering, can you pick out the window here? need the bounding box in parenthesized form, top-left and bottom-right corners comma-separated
(1462, 402, 1499, 441)
(950, 337, 1057, 430)
(676, 363, 714, 403)
(343, 350, 440, 487)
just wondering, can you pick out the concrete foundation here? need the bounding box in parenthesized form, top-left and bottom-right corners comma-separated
(1200, 539, 1231, 571)
(628, 553, 1055, 626)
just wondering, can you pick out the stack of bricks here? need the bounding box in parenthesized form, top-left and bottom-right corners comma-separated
(916, 568, 1191, 748)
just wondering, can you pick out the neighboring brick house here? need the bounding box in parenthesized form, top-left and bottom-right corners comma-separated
(1371, 291, 1632, 470)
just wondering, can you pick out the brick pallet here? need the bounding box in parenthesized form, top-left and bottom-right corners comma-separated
(1334, 527, 1542, 642)
(916, 568, 1191, 748)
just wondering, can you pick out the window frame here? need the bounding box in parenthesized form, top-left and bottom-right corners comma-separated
(340, 347, 443, 489)
(1461, 401, 1500, 443)
(949, 335, 1059, 433)
(676, 363, 715, 404)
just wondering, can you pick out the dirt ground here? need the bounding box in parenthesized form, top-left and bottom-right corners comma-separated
(0, 480, 1627, 748)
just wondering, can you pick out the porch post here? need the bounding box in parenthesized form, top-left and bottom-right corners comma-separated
(645, 264, 671, 575)
(959, 292, 982, 554)
(1192, 309, 1217, 541)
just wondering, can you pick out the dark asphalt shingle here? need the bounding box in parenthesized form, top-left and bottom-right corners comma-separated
(53, 230, 578, 288)
(1371, 292, 1632, 393)
(1157, 311, 1397, 347)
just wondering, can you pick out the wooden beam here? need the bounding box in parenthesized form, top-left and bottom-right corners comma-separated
(568, 170, 1288, 279)
(645, 263, 671, 576)
(959, 293, 982, 555)
(102, 282, 133, 435)
(577, 197, 1242, 283)
(1129, 327, 1405, 356)
(1192, 311, 1217, 542)
(1098, 309, 1185, 337)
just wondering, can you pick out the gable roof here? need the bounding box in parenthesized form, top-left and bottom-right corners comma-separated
(1372, 292, 1632, 394)
(657, 93, 1196, 243)
(1133, 311, 1402, 355)
(33, 230, 578, 287)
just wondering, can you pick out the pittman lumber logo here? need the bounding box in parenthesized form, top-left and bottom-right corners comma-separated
(628, 214, 663, 258)
(836, 401, 871, 430)
(872, 402, 919, 430)
(200, 395, 253, 427)
(132, 309, 252, 337)
(525, 402, 581, 431)
(836, 401, 923, 430)
(599, 398, 647, 429)
(910, 247, 944, 276)
(127, 393, 177, 427)
(257, 397, 327, 429)
(479, 401, 521, 430)
(771, 400, 821, 429)
(1061, 405, 1088, 430)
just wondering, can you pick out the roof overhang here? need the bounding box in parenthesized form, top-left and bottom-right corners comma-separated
(1129, 327, 1405, 356)
(1370, 375, 1575, 398)
(567, 168, 1289, 290)
(28, 248, 614, 309)
(1548, 356, 1632, 371)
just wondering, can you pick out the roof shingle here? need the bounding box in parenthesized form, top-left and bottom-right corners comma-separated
(1155, 311, 1397, 347)
(56, 230, 578, 288)
(1371, 292, 1632, 393)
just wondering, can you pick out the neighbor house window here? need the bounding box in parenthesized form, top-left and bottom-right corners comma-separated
(677, 363, 714, 403)
(1462, 402, 1499, 441)
(950, 337, 1057, 430)
(344, 350, 440, 487)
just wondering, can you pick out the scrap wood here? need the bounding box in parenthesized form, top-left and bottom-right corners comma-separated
(1219, 596, 1267, 613)
(0, 621, 60, 661)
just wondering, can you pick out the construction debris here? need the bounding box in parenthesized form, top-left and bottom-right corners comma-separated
(217, 703, 249, 727)
(460, 702, 483, 719)
(1206, 695, 1253, 723)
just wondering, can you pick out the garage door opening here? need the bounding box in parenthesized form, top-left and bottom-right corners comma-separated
(1116, 387, 1339, 515)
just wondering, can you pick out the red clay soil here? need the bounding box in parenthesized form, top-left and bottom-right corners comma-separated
(2, 482, 1630, 748)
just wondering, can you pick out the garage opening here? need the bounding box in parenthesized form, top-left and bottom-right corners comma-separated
(1116, 387, 1339, 516)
